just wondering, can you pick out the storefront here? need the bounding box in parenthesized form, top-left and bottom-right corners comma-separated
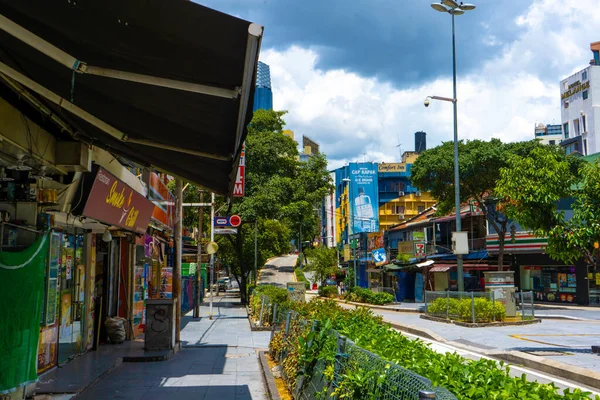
(520, 265, 578, 304)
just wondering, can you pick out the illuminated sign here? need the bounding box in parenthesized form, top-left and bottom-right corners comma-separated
(233, 145, 245, 197)
(561, 80, 590, 100)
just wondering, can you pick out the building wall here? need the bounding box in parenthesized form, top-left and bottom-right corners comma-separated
(560, 65, 600, 155)
(379, 192, 436, 231)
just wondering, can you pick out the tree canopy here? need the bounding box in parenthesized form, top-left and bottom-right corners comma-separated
(411, 139, 554, 268)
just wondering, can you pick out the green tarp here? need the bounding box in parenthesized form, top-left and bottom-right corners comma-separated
(0, 234, 48, 394)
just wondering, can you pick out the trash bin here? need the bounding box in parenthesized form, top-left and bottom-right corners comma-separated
(145, 299, 177, 350)
(312, 283, 317, 290)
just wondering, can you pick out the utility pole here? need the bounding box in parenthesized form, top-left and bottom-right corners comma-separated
(254, 220, 258, 285)
(174, 179, 183, 342)
(299, 222, 303, 269)
(209, 192, 215, 319)
(193, 191, 204, 318)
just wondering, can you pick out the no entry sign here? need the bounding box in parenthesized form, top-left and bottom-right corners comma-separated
(214, 215, 241, 228)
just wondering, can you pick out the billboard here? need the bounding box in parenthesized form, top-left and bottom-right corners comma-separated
(348, 163, 379, 233)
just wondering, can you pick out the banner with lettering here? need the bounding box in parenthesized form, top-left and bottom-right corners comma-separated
(76, 166, 155, 234)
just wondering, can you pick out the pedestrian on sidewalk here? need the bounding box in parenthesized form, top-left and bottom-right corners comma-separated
(340, 281, 346, 295)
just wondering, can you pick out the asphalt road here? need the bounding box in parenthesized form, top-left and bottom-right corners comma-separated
(257, 255, 297, 288)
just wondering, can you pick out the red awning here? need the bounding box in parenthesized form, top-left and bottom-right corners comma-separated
(429, 263, 497, 272)
(430, 265, 452, 272)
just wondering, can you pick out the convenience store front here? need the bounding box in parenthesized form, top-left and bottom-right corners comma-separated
(520, 265, 578, 304)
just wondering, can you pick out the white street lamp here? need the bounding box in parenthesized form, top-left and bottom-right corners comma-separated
(428, 1, 475, 292)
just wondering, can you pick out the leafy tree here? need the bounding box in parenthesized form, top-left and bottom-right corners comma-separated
(304, 246, 338, 286)
(497, 147, 595, 265)
(411, 139, 551, 268)
(217, 109, 332, 303)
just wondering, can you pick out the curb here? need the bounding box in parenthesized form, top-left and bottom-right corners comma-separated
(259, 351, 281, 400)
(420, 314, 542, 328)
(488, 350, 600, 390)
(320, 296, 423, 313)
(386, 321, 447, 342)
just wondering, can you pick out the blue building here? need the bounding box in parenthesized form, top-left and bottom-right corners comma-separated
(253, 61, 273, 111)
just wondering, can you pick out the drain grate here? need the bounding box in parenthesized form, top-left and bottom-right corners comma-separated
(524, 350, 573, 357)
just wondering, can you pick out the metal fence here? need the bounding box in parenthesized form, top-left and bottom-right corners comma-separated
(424, 290, 535, 323)
(257, 295, 457, 400)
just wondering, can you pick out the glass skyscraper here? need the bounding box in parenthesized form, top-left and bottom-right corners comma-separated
(253, 61, 273, 111)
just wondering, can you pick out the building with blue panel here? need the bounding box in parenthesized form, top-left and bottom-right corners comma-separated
(253, 61, 273, 111)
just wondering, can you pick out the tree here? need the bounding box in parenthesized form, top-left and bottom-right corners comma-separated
(216, 109, 332, 303)
(304, 246, 338, 286)
(496, 147, 594, 265)
(411, 139, 549, 269)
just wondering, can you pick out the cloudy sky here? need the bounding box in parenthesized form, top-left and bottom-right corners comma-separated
(199, 0, 599, 169)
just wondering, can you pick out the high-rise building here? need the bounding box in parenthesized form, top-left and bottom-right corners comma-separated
(534, 123, 562, 146)
(300, 135, 319, 162)
(253, 61, 273, 111)
(415, 131, 427, 153)
(559, 41, 600, 156)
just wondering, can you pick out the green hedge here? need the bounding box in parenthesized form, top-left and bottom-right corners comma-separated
(318, 285, 338, 298)
(345, 286, 395, 305)
(294, 267, 311, 290)
(264, 297, 595, 400)
(249, 285, 291, 324)
(427, 297, 506, 323)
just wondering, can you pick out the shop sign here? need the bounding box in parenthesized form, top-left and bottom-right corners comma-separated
(378, 163, 407, 173)
(82, 167, 155, 234)
(233, 145, 245, 197)
(367, 232, 384, 251)
(148, 172, 174, 229)
(414, 242, 426, 257)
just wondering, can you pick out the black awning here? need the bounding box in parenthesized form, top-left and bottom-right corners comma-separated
(0, 0, 262, 195)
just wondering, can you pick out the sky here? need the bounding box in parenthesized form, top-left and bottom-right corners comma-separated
(199, 0, 600, 169)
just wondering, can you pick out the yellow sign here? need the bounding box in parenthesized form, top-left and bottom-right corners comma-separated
(344, 244, 351, 261)
(561, 80, 590, 100)
(378, 163, 406, 173)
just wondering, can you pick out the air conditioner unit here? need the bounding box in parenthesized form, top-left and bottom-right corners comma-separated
(56, 142, 92, 172)
(398, 214, 405, 220)
(415, 191, 422, 197)
(398, 191, 405, 197)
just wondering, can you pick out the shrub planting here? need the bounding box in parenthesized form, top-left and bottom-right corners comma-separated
(427, 296, 506, 323)
(294, 267, 311, 290)
(257, 291, 596, 400)
(345, 286, 395, 305)
(318, 285, 338, 298)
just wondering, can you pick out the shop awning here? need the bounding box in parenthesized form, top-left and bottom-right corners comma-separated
(383, 263, 403, 271)
(416, 260, 435, 268)
(0, 0, 262, 195)
(430, 265, 452, 273)
(430, 263, 495, 272)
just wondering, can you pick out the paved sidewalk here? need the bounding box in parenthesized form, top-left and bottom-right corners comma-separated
(75, 294, 269, 400)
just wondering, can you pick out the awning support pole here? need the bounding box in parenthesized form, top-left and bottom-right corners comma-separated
(0, 61, 229, 161)
(0, 13, 240, 98)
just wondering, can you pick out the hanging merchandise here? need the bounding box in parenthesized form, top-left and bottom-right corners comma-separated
(0, 234, 49, 394)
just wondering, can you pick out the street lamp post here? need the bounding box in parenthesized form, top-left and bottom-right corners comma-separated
(428, 0, 475, 292)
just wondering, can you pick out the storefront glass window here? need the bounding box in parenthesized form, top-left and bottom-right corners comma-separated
(522, 266, 576, 303)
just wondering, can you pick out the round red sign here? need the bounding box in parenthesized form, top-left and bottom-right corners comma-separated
(229, 215, 241, 227)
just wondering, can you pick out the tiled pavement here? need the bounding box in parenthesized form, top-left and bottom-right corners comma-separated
(74, 294, 270, 400)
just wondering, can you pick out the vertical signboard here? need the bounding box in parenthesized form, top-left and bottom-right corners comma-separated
(233, 144, 245, 197)
(349, 163, 379, 233)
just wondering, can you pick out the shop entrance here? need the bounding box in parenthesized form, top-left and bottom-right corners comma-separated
(58, 233, 86, 364)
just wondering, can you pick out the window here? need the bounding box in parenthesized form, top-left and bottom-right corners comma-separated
(398, 205, 405, 214)
(549, 140, 555, 145)
(583, 70, 588, 81)
(563, 122, 569, 138)
(574, 119, 580, 136)
(582, 115, 587, 133)
(575, 142, 579, 152)
(583, 90, 589, 100)
(563, 81, 568, 92)
(584, 139, 588, 156)
(417, 205, 425, 213)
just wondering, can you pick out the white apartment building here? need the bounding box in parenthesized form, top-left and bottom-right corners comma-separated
(560, 41, 600, 156)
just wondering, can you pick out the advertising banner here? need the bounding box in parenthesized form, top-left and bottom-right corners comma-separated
(372, 248, 387, 266)
(77, 166, 155, 234)
(148, 172, 175, 229)
(233, 145, 245, 197)
(348, 163, 379, 233)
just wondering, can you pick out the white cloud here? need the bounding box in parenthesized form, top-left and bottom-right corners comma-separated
(260, 0, 600, 169)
